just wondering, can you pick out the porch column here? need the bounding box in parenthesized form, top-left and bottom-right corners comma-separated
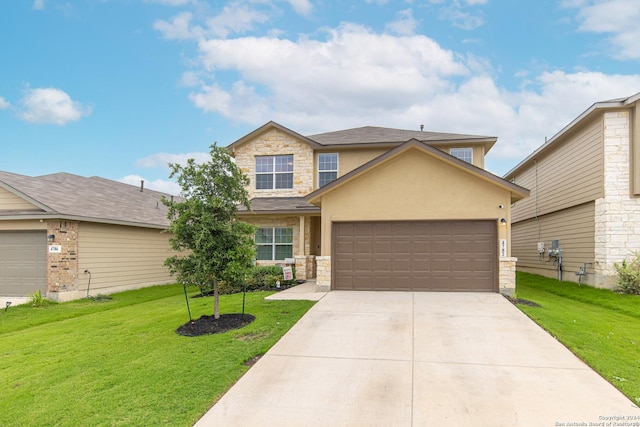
(299, 216, 305, 256)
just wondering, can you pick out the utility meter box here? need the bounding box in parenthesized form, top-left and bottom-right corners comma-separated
(537, 242, 545, 254)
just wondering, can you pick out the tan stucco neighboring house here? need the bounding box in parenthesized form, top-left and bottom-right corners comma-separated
(504, 92, 640, 288)
(0, 171, 175, 304)
(229, 121, 529, 296)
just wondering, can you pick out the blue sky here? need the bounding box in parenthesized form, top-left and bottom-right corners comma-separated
(1, 0, 639, 194)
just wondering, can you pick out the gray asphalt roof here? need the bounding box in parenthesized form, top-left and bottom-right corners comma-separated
(0, 171, 174, 228)
(307, 126, 495, 146)
(237, 197, 320, 214)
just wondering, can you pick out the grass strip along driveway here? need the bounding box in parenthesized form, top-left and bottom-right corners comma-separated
(515, 272, 640, 405)
(0, 284, 314, 427)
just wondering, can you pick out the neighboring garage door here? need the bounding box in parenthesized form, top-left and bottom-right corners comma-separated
(333, 221, 497, 292)
(0, 231, 47, 296)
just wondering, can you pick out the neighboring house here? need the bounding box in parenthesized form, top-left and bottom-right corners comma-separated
(0, 171, 175, 303)
(228, 121, 529, 295)
(504, 92, 640, 288)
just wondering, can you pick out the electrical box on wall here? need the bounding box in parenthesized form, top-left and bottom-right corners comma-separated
(537, 242, 545, 254)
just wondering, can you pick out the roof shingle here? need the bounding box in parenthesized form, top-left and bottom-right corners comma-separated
(0, 171, 174, 228)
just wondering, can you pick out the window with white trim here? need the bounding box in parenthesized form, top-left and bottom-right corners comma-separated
(255, 227, 293, 260)
(318, 153, 338, 187)
(255, 155, 293, 190)
(450, 148, 473, 164)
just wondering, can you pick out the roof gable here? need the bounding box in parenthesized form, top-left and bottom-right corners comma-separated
(227, 121, 323, 154)
(307, 139, 528, 204)
(504, 91, 640, 178)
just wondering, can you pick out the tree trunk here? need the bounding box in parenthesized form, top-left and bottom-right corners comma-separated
(213, 279, 220, 319)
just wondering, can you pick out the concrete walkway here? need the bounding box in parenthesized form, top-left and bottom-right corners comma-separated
(195, 290, 639, 427)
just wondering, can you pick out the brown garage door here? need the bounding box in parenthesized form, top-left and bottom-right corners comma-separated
(333, 221, 496, 292)
(0, 231, 47, 296)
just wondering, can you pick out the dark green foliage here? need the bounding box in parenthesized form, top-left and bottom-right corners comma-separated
(218, 265, 298, 294)
(163, 144, 257, 318)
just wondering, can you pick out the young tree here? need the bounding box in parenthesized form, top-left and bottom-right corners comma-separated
(163, 144, 256, 319)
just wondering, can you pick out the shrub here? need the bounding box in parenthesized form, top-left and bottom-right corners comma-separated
(219, 265, 297, 294)
(614, 253, 640, 295)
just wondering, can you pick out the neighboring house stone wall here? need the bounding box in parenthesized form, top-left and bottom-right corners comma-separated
(47, 220, 79, 296)
(235, 129, 314, 199)
(594, 110, 638, 287)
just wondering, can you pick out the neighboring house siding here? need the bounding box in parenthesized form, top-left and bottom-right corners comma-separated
(77, 223, 173, 295)
(235, 129, 314, 198)
(512, 202, 595, 282)
(0, 187, 40, 211)
(0, 220, 47, 231)
(511, 116, 604, 223)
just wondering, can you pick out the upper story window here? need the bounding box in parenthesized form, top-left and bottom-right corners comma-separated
(318, 153, 338, 187)
(450, 148, 473, 164)
(255, 155, 293, 190)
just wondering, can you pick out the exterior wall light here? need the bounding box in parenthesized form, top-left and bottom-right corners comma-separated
(500, 218, 507, 226)
(47, 234, 55, 243)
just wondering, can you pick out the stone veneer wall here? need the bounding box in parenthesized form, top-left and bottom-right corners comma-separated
(234, 129, 315, 199)
(498, 257, 516, 296)
(315, 256, 331, 291)
(46, 220, 79, 295)
(594, 111, 637, 287)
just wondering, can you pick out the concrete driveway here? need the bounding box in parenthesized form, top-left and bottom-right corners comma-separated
(194, 290, 639, 427)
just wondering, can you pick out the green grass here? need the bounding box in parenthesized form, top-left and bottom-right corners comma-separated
(515, 272, 640, 404)
(0, 284, 315, 427)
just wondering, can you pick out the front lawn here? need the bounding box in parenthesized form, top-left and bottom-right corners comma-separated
(0, 284, 314, 427)
(515, 272, 640, 405)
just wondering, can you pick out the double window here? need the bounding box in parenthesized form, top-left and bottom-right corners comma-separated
(255, 155, 293, 190)
(450, 148, 473, 164)
(255, 227, 293, 260)
(318, 153, 338, 187)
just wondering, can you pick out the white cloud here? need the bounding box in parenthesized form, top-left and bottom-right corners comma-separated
(154, 12, 203, 40)
(33, 0, 45, 10)
(385, 9, 419, 35)
(154, 3, 271, 40)
(145, 0, 194, 5)
(18, 87, 91, 125)
(567, 0, 640, 59)
(205, 4, 270, 38)
(136, 151, 211, 169)
(0, 97, 10, 109)
(286, 0, 313, 16)
(191, 23, 468, 128)
(119, 175, 181, 195)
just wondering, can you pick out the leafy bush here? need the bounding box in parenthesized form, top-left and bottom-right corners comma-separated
(218, 265, 297, 294)
(614, 253, 640, 295)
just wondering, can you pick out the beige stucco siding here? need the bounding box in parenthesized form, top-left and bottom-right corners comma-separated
(512, 202, 595, 281)
(77, 223, 173, 294)
(317, 148, 511, 254)
(510, 116, 604, 223)
(0, 188, 40, 211)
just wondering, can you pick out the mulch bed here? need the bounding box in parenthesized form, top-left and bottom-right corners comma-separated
(504, 296, 541, 307)
(176, 313, 256, 337)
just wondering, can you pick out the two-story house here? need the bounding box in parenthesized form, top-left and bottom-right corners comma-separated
(228, 121, 528, 296)
(504, 92, 640, 288)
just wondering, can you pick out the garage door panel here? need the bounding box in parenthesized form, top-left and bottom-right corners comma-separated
(333, 221, 496, 292)
(0, 231, 47, 296)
